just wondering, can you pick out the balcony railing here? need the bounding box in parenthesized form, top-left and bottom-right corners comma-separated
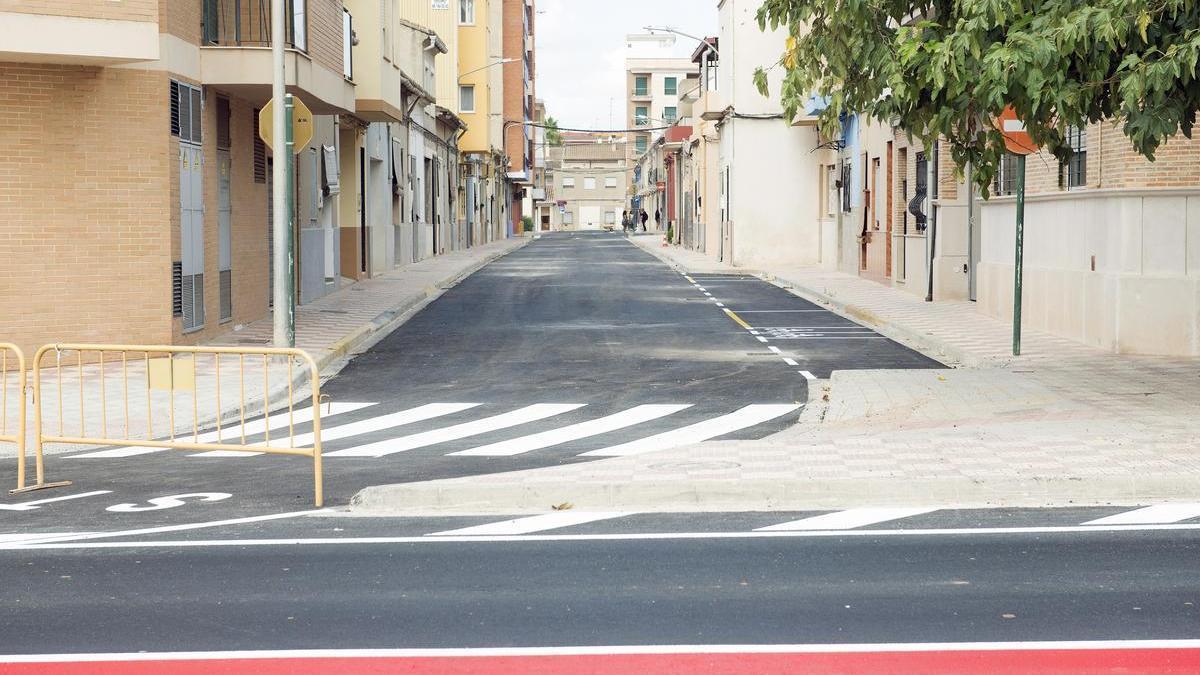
(202, 0, 307, 51)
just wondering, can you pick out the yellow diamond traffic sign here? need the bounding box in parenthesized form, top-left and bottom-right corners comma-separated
(258, 95, 314, 155)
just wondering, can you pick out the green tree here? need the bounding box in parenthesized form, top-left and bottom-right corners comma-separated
(544, 116, 564, 147)
(754, 0, 1200, 192)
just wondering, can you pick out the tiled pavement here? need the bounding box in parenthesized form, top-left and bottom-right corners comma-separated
(351, 236, 1200, 514)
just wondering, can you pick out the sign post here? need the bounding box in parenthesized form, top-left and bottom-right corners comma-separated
(259, 95, 313, 348)
(996, 106, 1037, 357)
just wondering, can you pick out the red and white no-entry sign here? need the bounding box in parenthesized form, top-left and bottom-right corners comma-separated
(995, 106, 1038, 155)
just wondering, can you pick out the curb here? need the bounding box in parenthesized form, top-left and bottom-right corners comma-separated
(350, 472, 1200, 515)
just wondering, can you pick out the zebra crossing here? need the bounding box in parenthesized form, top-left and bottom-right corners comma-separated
(67, 400, 802, 462)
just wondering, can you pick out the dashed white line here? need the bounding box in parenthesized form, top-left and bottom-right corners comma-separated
(767, 346, 782, 354)
(799, 371, 817, 381)
(449, 405, 692, 457)
(1083, 504, 1200, 525)
(756, 336, 769, 343)
(428, 511, 632, 536)
(581, 404, 801, 457)
(783, 358, 799, 366)
(756, 507, 938, 531)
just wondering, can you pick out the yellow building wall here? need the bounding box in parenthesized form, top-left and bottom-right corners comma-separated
(399, 0, 460, 112)
(457, 0, 491, 153)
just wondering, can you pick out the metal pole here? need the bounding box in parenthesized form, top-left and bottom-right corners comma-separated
(1013, 153, 1026, 356)
(284, 94, 296, 347)
(270, 0, 290, 347)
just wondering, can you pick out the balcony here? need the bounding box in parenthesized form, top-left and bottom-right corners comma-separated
(0, 5, 158, 65)
(200, 0, 355, 114)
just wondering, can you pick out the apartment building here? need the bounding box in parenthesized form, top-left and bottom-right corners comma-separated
(625, 33, 695, 165)
(681, 38, 721, 255)
(551, 141, 628, 231)
(502, 0, 536, 235)
(458, 0, 510, 245)
(0, 0, 353, 357)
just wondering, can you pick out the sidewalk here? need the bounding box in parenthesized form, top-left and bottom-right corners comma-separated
(353, 235, 1200, 514)
(1, 238, 527, 461)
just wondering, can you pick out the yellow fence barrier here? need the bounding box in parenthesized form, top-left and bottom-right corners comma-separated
(31, 344, 324, 506)
(4, 343, 71, 495)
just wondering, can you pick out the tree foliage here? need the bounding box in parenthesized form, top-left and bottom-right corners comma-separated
(754, 0, 1200, 193)
(544, 116, 564, 146)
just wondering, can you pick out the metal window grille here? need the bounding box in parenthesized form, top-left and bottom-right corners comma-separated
(220, 269, 233, 321)
(216, 96, 231, 150)
(1065, 125, 1087, 188)
(170, 80, 203, 144)
(172, 262, 184, 316)
(994, 152, 1019, 196)
(253, 109, 267, 183)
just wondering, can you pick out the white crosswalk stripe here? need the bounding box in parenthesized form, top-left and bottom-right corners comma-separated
(191, 403, 482, 458)
(428, 512, 632, 536)
(755, 507, 938, 531)
(325, 404, 586, 458)
(579, 404, 801, 457)
(449, 404, 692, 457)
(71, 402, 378, 459)
(1083, 504, 1200, 526)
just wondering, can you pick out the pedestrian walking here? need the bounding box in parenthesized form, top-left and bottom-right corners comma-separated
(654, 208, 661, 230)
(621, 210, 630, 233)
(640, 209, 649, 232)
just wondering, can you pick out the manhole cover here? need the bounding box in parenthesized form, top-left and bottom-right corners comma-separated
(647, 461, 741, 472)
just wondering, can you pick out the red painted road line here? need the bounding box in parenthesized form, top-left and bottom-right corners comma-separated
(7, 649, 1200, 675)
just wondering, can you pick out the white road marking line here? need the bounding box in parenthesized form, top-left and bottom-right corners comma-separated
(783, 358, 799, 366)
(756, 336, 769, 343)
(0, 532, 94, 544)
(74, 402, 378, 459)
(756, 507, 938, 531)
(192, 403, 482, 458)
(23, 523, 1200, 550)
(799, 370, 817, 380)
(326, 404, 587, 457)
(1083, 504, 1200, 525)
(748, 330, 759, 335)
(429, 511, 632, 536)
(696, 287, 707, 292)
(581, 404, 801, 457)
(771, 336, 888, 340)
(735, 309, 828, 313)
(1, 509, 328, 546)
(0, 491, 112, 511)
(715, 302, 725, 307)
(767, 346, 782, 354)
(450, 405, 692, 456)
(6, 641, 1200, 662)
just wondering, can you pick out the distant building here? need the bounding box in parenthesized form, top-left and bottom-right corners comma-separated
(550, 142, 628, 231)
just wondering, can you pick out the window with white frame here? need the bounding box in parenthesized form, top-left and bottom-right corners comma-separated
(584, 177, 596, 190)
(562, 210, 573, 224)
(605, 176, 617, 188)
(664, 77, 677, 96)
(605, 211, 616, 224)
(460, 0, 475, 24)
(562, 176, 575, 188)
(663, 106, 677, 123)
(459, 85, 475, 113)
(635, 106, 648, 126)
(635, 135, 648, 153)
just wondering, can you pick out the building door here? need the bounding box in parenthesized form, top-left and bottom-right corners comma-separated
(217, 150, 232, 321)
(179, 142, 205, 331)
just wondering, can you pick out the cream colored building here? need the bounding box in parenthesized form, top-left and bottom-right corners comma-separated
(458, 0, 510, 245)
(551, 142, 628, 230)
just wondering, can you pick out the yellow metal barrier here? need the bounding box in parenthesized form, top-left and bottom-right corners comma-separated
(4, 343, 70, 495)
(31, 344, 324, 506)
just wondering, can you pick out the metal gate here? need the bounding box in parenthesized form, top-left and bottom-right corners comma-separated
(180, 142, 206, 331)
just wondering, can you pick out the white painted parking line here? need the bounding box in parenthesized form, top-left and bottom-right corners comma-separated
(326, 404, 587, 457)
(756, 336, 769, 343)
(756, 507, 938, 531)
(450, 405, 692, 457)
(0, 491, 112, 511)
(767, 346, 782, 354)
(581, 404, 801, 457)
(428, 511, 632, 536)
(73, 402, 378, 458)
(1083, 504, 1200, 525)
(192, 403, 482, 458)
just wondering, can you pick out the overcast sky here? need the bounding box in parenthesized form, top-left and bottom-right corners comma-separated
(535, 0, 718, 130)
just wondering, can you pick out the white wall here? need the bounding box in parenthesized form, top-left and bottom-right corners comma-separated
(978, 188, 1200, 355)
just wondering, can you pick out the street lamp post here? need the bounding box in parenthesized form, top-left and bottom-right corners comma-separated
(642, 25, 719, 58)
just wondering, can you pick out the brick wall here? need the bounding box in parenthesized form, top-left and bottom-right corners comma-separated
(308, 0, 345, 78)
(161, 0, 200, 45)
(501, 0, 525, 169)
(0, 0, 157, 22)
(0, 64, 172, 357)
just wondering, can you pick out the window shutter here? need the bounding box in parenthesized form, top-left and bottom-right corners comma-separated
(172, 261, 183, 316)
(216, 97, 231, 150)
(170, 81, 181, 137)
(253, 109, 266, 183)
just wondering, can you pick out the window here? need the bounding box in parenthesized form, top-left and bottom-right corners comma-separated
(1063, 125, 1087, 189)
(563, 211, 573, 225)
(562, 176, 575, 188)
(663, 107, 677, 123)
(840, 161, 852, 213)
(252, 108, 266, 183)
(993, 152, 1020, 196)
(291, 0, 306, 51)
(460, 0, 475, 24)
(634, 76, 648, 96)
(664, 77, 677, 95)
(170, 80, 202, 144)
(343, 9, 353, 79)
(605, 176, 617, 188)
(459, 85, 475, 113)
(635, 106, 648, 126)
(584, 177, 596, 190)
(635, 135, 648, 153)
(605, 211, 616, 224)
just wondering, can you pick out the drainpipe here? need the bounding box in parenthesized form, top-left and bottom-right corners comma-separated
(925, 141, 938, 302)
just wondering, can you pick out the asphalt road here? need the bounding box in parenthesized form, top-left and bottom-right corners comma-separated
(0, 233, 939, 532)
(3, 522, 1200, 654)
